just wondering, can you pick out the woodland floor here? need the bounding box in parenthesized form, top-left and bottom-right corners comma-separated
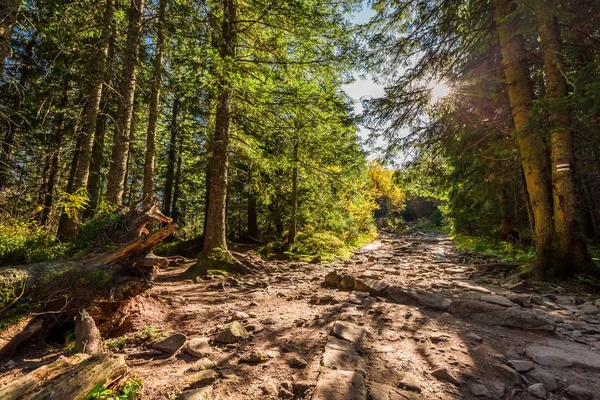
(2, 231, 600, 400)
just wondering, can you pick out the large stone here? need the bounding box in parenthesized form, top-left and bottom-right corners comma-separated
(507, 359, 535, 373)
(564, 385, 594, 400)
(324, 271, 343, 287)
(354, 278, 389, 296)
(185, 338, 212, 358)
(493, 364, 521, 387)
(178, 387, 213, 400)
(453, 282, 492, 294)
(181, 369, 218, 390)
(387, 286, 452, 311)
(216, 321, 248, 344)
(525, 368, 558, 392)
(527, 383, 547, 399)
(152, 333, 187, 354)
(322, 348, 365, 372)
(480, 294, 514, 307)
(313, 370, 367, 400)
(448, 300, 556, 331)
(331, 321, 368, 344)
(526, 343, 600, 371)
(341, 275, 356, 290)
(431, 367, 459, 386)
(469, 383, 491, 398)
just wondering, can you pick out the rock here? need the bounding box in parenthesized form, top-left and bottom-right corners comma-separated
(554, 286, 566, 294)
(453, 282, 493, 294)
(493, 364, 521, 387)
(388, 286, 452, 311)
(525, 368, 559, 392)
(181, 369, 218, 390)
(293, 380, 314, 397)
(341, 275, 356, 290)
(244, 323, 264, 333)
(240, 350, 269, 364)
(310, 293, 334, 305)
(178, 387, 213, 400)
(469, 383, 491, 398)
(487, 381, 505, 398)
(324, 271, 343, 287)
(556, 297, 576, 306)
(216, 321, 248, 343)
(322, 348, 365, 372)
(465, 332, 483, 342)
(152, 333, 187, 354)
(531, 295, 544, 305)
(260, 383, 277, 395)
(578, 304, 600, 316)
(429, 333, 451, 344)
(508, 359, 535, 372)
(595, 299, 600, 307)
(354, 278, 389, 296)
(525, 343, 600, 370)
(185, 338, 212, 358)
(510, 296, 533, 308)
(288, 356, 308, 368)
(564, 385, 594, 400)
(508, 281, 529, 291)
(398, 373, 422, 393)
(312, 370, 367, 400)
(229, 311, 249, 321)
(448, 300, 556, 331)
(480, 294, 514, 307)
(331, 321, 368, 344)
(188, 358, 215, 371)
(431, 367, 459, 386)
(527, 383, 547, 399)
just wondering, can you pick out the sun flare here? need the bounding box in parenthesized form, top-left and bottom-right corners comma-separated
(430, 81, 451, 103)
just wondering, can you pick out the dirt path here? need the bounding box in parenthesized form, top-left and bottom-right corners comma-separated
(8, 231, 600, 400)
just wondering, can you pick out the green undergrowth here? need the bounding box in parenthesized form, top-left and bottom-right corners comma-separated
(84, 376, 143, 400)
(0, 219, 68, 266)
(453, 234, 534, 263)
(266, 229, 377, 262)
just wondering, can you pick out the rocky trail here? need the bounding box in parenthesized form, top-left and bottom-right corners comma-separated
(3, 231, 600, 400)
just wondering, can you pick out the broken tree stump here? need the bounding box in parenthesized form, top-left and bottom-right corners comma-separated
(29, 354, 127, 400)
(0, 354, 88, 400)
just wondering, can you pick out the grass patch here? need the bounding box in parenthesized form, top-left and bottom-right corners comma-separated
(453, 234, 534, 262)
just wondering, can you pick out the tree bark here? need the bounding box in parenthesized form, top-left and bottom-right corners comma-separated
(288, 142, 298, 245)
(142, 0, 167, 204)
(247, 193, 259, 239)
(495, 0, 554, 277)
(202, 0, 236, 257)
(40, 87, 70, 225)
(163, 97, 180, 216)
(497, 180, 514, 239)
(172, 126, 184, 223)
(0, 0, 19, 77)
(106, 0, 145, 205)
(534, 0, 591, 276)
(71, 0, 114, 199)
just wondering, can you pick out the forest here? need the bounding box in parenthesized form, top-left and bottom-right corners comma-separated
(0, 0, 599, 399)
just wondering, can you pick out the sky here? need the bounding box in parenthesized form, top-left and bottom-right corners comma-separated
(341, 2, 387, 156)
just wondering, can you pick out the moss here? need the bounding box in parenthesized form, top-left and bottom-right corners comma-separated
(76, 270, 112, 285)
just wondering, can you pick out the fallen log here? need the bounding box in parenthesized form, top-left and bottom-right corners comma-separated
(29, 354, 127, 400)
(0, 354, 88, 400)
(0, 224, 177, 355)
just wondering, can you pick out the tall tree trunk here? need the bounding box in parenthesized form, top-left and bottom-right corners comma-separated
(41, 87, 70, 226)
(247, 194, 259, 239)
(288, 142, 298, 245)
(497, 180, 513, 238)
(495, 0, 554, 277)
(0, 0, 19, 77)
(172, 126, 184, 223)
(105, 0, 145, 205)
(142, 0, 167, 204)
(72, 0, 114, 195)
(534, 0, 591, 276)
(162, 97, 180, 216)
(202, 0, 236, 257)
(0, 35, 36, 190)
(57, 134, 84, 240)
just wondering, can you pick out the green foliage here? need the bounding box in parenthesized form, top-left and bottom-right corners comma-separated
(70, 211, 125, 253)
(55, 188, 89, 220)
(0, 219, 68, 266)
(284, 229, 375, 261)
(105, 335, 128, 350)
(134, 325, 159, 342)
(84, 377, 143, 400)
(454, 235, 534, 263)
